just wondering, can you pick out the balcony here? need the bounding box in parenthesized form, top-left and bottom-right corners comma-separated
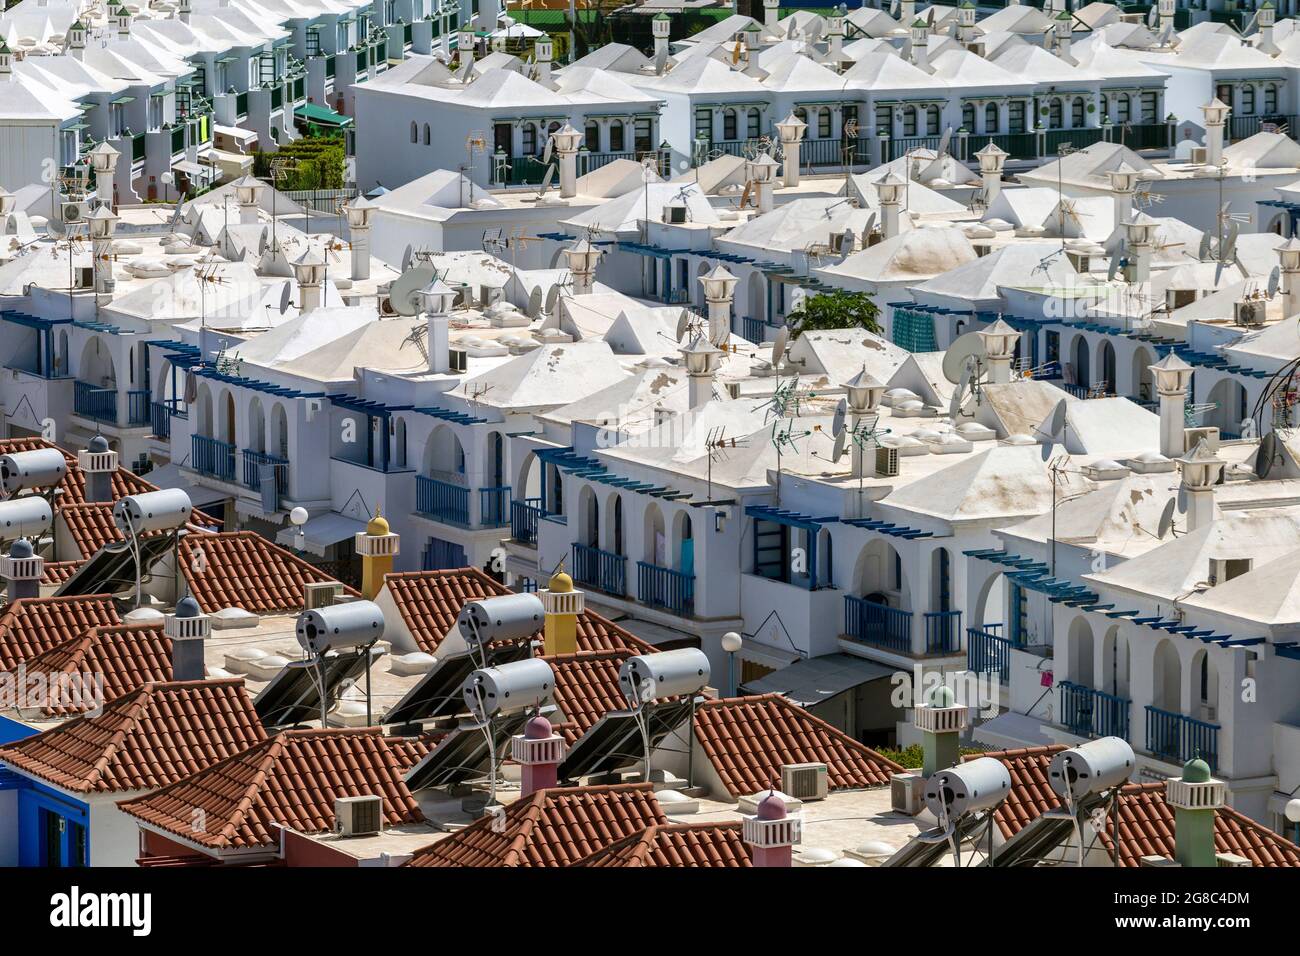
(1145, 705, 1219, 771)
(964, 132, 1038, 162)
(1230, 113, 1297, 143)
(242, 449, 289, 496)
(843, 595, 911, 654)
(637, 561, 694, 615)
(415, 475, 469, 527)
(511, 497, 543, 545)
(192, 434, 236, 482)
(1059, 681, 1131, 741)
(967, 626, 1011, 684)
(75, 381, 116, 423)
(923, 610, 962, 654)
(480, 486, 512, 528)
(1114, 122, 1171, 152)
(742, 316, 767, 345)
(572, 542, 626, 596)
(1042, 127, 1104, 156)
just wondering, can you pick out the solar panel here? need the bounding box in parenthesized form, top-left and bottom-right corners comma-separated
(382, 642, 530, 727)
(253, 647, 371, 728)
(558, 699, 694, 782)
(54, 534, 177, 597)
(404, 712, 530, 791)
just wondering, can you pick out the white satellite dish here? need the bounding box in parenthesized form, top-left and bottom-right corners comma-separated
(544, 284, 559, 315)
(279, 281, 292, 314)
(1268, 266, 1281, 299)
(832, 397, 847, 441)
(1036, 398, 1068, 461)
(948, 360, 973, 420)
(526, 286, 543, 319)
(401, 243, 415, 272)
(1197, 233, 1212, 262)
(258, 229, 268, 257)
(940, 331, 988, 384)
(542, 134, 554, 168)
(770, 326, 790, 367)
(456, 57, 473, 83)
(832, 428, 848, 462)
(537, 164, 556, 195)
(1156, 498, 1177, 538)
(675, 310, 692, 342)
(388, 264, 438, 316)
(654, 45, 669, 75)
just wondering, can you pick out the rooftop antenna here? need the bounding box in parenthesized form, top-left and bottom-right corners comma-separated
(194, 254, 227, 330)
(704, 426, 745, 499)
(769, 417, 813, 506)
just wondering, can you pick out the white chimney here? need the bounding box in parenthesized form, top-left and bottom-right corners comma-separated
(874, 171, 905, 239)
(344, 196, 374, 281)
(292, 248, 326, 313)
(77, 435, 118, 503)
(66, 19, 87, 58)
(976, 142, 1008, 206)
(1123, 214, 1157, 285)
(1279, 236, 1300, 317)
(231, 175, 265, 226)
(909, 19, 929, 70)
(682, 334, 723, 409)
(457, 29, 474, 73)
(976, 319, 1021, 386)
(534, 36, 553, 85)
(743, 792, 800, 867)
(828, 15, 844, 63)
(164, 596, 210, 681)
(179, 0, 192, 24)
(1158, 0, 1175, 32)
(699, 264, 738, 345)
(1106, 164, 1139, 228)
(1149, 352, 1194, 458)
(419, 279, 456, 374)
(1202, 99, 1229, 168)
(842, 368, 886, 479)
(775, 113, 807, 188)
(1, 539, 44, 602)
(1177, 439, 1224, 532)
(652, 13, 671, 69)
(562, 238, 602, 297)
(550, 123, 582, 200)
(87, 204, 120, 295)
(900, 0, 917, 23)
(763, 0, 779, 33)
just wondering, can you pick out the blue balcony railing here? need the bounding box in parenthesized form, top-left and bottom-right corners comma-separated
(637, 561, 694, 615)
(924, 610, 962, 654)
(967, 626, 1011, 684)
(479, 486, 512, 528)
(126, 389, 150, 426)
(150, 401, 172, 439)
(1060, 681, 1131, 742)
(843, 596, 912, 653)
(75, 381, 117, 423)
(1145, 705, 1219, 771)
(511, 497, 543, 544)
(572, 542, 626, 596)
(242, 449, 289, 495)
(415, 475, 469, 527)
(742, 316, 766, 344)
(192, 434, 236, 482)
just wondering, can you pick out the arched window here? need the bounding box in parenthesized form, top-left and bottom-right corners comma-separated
(1072, 97, 1085, 128)
(723, 108, 737, 141)
(584, 120, 599, 151)
(1243, 85, 1256, 115)
(984, 102, 998, 133)
(423, 123, 431, 145)
(1116, 94, 1131, 124)
(1266, 84, 1279, 115)
(410, 121, 418, 143)
(747, 107, 761, 138)
(609, 119, 624, 152)
(926, 105, 940, 135)
(818, 107, 831, 138)
(902, 105, 917, 137)
(962, 103, 975, 131)
(522, 122, 537, 155)
(1049, 97, 1063, 129)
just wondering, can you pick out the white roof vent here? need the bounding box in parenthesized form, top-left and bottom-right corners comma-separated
(1003, 433, 1037, 445)
(1082, 459, 1129, 480)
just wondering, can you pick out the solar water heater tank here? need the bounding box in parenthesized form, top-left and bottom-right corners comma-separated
(462, 657, 554, 721)
(924, 757, 1012, 820)
(457, 593, 544, 648)
(0, 448, 67, 496)
(112, 488, 193, 535)
(296, 600, 385, 657)
(0, 495, 53, 539)
(618, 648, 711, 703)
(1048, 737, 1135, 802)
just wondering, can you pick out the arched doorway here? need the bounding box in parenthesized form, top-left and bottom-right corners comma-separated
(247, 398, 266, 453)
(271, 404, 289, 458)
(220, 391, 236, 447)
(578, 485, 599, 547)
(1100, 625, 1130, 698)
(747, 271, 767, 330)
(1071, 335, 1090, 388)
(1132, 345, 1154, 404)
(78, 336, 117, 388)
(1068, 616, 1094, 686)
(1098, 340, 1116, 395)
(673, 511, 694, 576)
(644, 502, 666, 565)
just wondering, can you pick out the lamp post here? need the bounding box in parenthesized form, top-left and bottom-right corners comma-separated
(721, 631, 742, 697)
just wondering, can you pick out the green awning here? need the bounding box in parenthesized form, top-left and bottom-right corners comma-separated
(216, 55, 237, 64)
(111, 95, 135, 104)
(294, 103, 353, 127)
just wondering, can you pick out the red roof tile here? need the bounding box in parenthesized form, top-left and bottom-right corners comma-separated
(1104, 782, 1300, 868)
(23, 622, 172, 716)
(547, 650, 635, 745)
(405, 783, 668, 867)
(0, 679, 266, 793)
(0, 594, 121, 672)
(178, 531, 359, 614)
(118, 728, 431, 850)
(41, 561, 82, 585)
(693, 694, 905, 797)
(383, 568, 655, 656)
(576, 822, 751, 867)
(963, 745, 1070, 840)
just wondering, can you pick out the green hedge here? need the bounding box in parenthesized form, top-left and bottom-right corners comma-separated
(253, 135, 345, 190)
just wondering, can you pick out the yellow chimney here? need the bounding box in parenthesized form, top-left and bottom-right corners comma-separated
(541, 567, 583, 655)
(355, 507, 399, 600)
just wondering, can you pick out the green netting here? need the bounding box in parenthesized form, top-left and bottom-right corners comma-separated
(892, 309, 938, 353)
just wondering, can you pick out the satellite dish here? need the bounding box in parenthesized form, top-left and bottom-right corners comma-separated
(862, 210, 877, 240)
(675, 310, 691, 342)
(1146, 5, 1157, 26)
(1106, 248, 1123, 281)
(770, 326, 790, 367)
(948, 362, 971, 421)
(832, 397, 847, 439)
(1256, 430, 1279, 479)
(941, 331, 988, 384)
(832, 427, 848, 462)
(1038, 398, 1068, 460)
(257, 229, 268, 257)
(537, 164, 556, 194)
(1197, 232, 1212, 262)
(47, 215, 66, 239)
(279, 281, 292, 314)
(544, 284, 559, 315)
(401, 243, 414, 272)
(526, 286, 543, 319)
(654, 46, 669, 75)
(1176, 484, 1188, 514)
(388, 264, 438, 316)
(542, 135, 554, 168)
(1268, 266, 1281, 299)
(456, 57, 473, 82)
(1156, 498, 1177, 538)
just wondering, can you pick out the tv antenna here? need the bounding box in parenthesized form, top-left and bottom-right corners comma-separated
(704, 426, 745, 499)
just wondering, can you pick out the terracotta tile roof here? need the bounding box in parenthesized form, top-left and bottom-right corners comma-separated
(0, 594, 121, 672)
(118, 728, 431, 850)
(1104, 782, 1300, 868)
(383, 568, 655, 656)
(693, 694, 905, 797)
(548, 650, 634, 745)
(404, 782, 668, 867)
(0, 437, 156, 505)
(576, 822, 751, 867)
(58, 502, 134, 558)
(0, 679, 266, 793)
(178, 532, 359, 614)
(963, 744, 1070, 840)
(41, 561, 82, 585)
(23, 622, 172, 716)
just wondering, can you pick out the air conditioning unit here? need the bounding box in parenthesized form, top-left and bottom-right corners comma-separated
(891, 772, 925, 815)
(1189, 146, 1208, 165)
(1234, 299, 1266, 327)
(335, 795, 383, 836)
(305, 398, 323, 422)
(875, 445, 899, 477)
(448, 348, 468, 372)
(1208, 556, 1251, 586)
(480, 284, 502, 306)
(781, 762, 828, 801)
(304, 580, 342, 610)
(61, 200, 87, 223)
(73, 266, 95, 288)
(1184, 426, 1219, 454)
(725, 382, 741, 399)
(1199, 704, 1218, 722)
(664, 204, 687, 224)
